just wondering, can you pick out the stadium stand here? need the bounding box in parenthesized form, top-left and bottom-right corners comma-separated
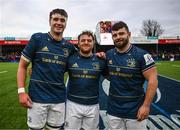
(94, 21, 180, 61)
(0, 22, 180, 63)
(0, 36, 180, 62)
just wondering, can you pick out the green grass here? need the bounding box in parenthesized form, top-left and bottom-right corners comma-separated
(0, 63, 27, 129)
(0, 63, 68, 129)
(156, 61, 180, 80)
(0, 61, 179, 129)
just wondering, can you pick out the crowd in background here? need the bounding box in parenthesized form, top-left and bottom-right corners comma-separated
(0, 52, 21, 62)
(151, 51, 180, 61)
(0, 45, 23, 62)
(0, 44, 180, 62)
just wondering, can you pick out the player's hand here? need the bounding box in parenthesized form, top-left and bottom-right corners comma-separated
(96, 52, 106, 59)
(19, 93, 32, 108)
(137, 105, 150, 121)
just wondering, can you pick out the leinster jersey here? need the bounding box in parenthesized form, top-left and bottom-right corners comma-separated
(106, 45, 155, 119)
(21, 32, 76, 103)
(67, 52, 107, 105)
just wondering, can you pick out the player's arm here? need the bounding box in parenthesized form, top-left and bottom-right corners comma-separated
(137, 66, 158, 121)
(17, 57, 32, 108)
(96, 51, 106, 59)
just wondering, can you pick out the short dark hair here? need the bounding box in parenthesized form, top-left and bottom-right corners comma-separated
(78, 30, 95, 41)
(112, 21, 129, 32)
(49, 8, 68, 20)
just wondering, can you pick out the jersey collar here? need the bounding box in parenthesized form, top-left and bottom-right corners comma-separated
(115, 44, 132, 54)
(78, 52, 94, 59)
(48, 32, 65, 43)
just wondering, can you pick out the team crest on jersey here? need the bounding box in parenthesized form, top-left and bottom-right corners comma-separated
(72, 63, 78, 68)
(83, 70, 88, 74)
(144, 54, 154, 65)
(127, 58, 136, 68)
(109, 60, 113, 64)
(41, 46, 49, 52)
(63, 48, 69, 57)
(54, 56, 58, 59)
(116, 67, 121, 71)
(92, 62, 100, 70)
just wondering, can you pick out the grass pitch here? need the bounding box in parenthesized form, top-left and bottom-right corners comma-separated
(156, 61, 180, 80)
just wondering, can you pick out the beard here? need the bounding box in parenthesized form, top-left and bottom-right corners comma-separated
(114, 36, 129, 49)
(80, 48, 92, 54)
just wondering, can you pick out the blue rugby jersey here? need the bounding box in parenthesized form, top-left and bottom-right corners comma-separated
(67, 52, 107, 105)
(21, 32, 76, 103)
(106, 45, 155, 119)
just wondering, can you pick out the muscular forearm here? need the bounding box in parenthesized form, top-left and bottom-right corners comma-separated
(17, 58, 29, 88)
(17, 58, 32, 108)
(143, 78, 158, 107)
(17, 67, 27, 88)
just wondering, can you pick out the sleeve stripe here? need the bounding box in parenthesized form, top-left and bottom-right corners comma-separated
(21, 54, 31, 63)
(142, 64, 155, 72)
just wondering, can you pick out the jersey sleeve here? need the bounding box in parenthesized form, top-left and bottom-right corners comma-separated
(140, 51, 155, 72)
(70, 45, 78, 56)
(65, 40, 78, 56)
(21, 33, 39, 62)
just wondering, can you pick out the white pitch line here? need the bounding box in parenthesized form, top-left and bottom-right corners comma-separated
(172, 65, 180, 68)
(158, 74, 180, 83)
(0, 71, 8, 74)
(155, 63, 162, 65)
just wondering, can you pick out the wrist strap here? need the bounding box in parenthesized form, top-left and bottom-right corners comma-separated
(18, 87, 25, 94)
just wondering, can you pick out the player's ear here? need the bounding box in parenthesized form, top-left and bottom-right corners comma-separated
(77, 43, 80, 48)
(128, 32, 131, 37)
